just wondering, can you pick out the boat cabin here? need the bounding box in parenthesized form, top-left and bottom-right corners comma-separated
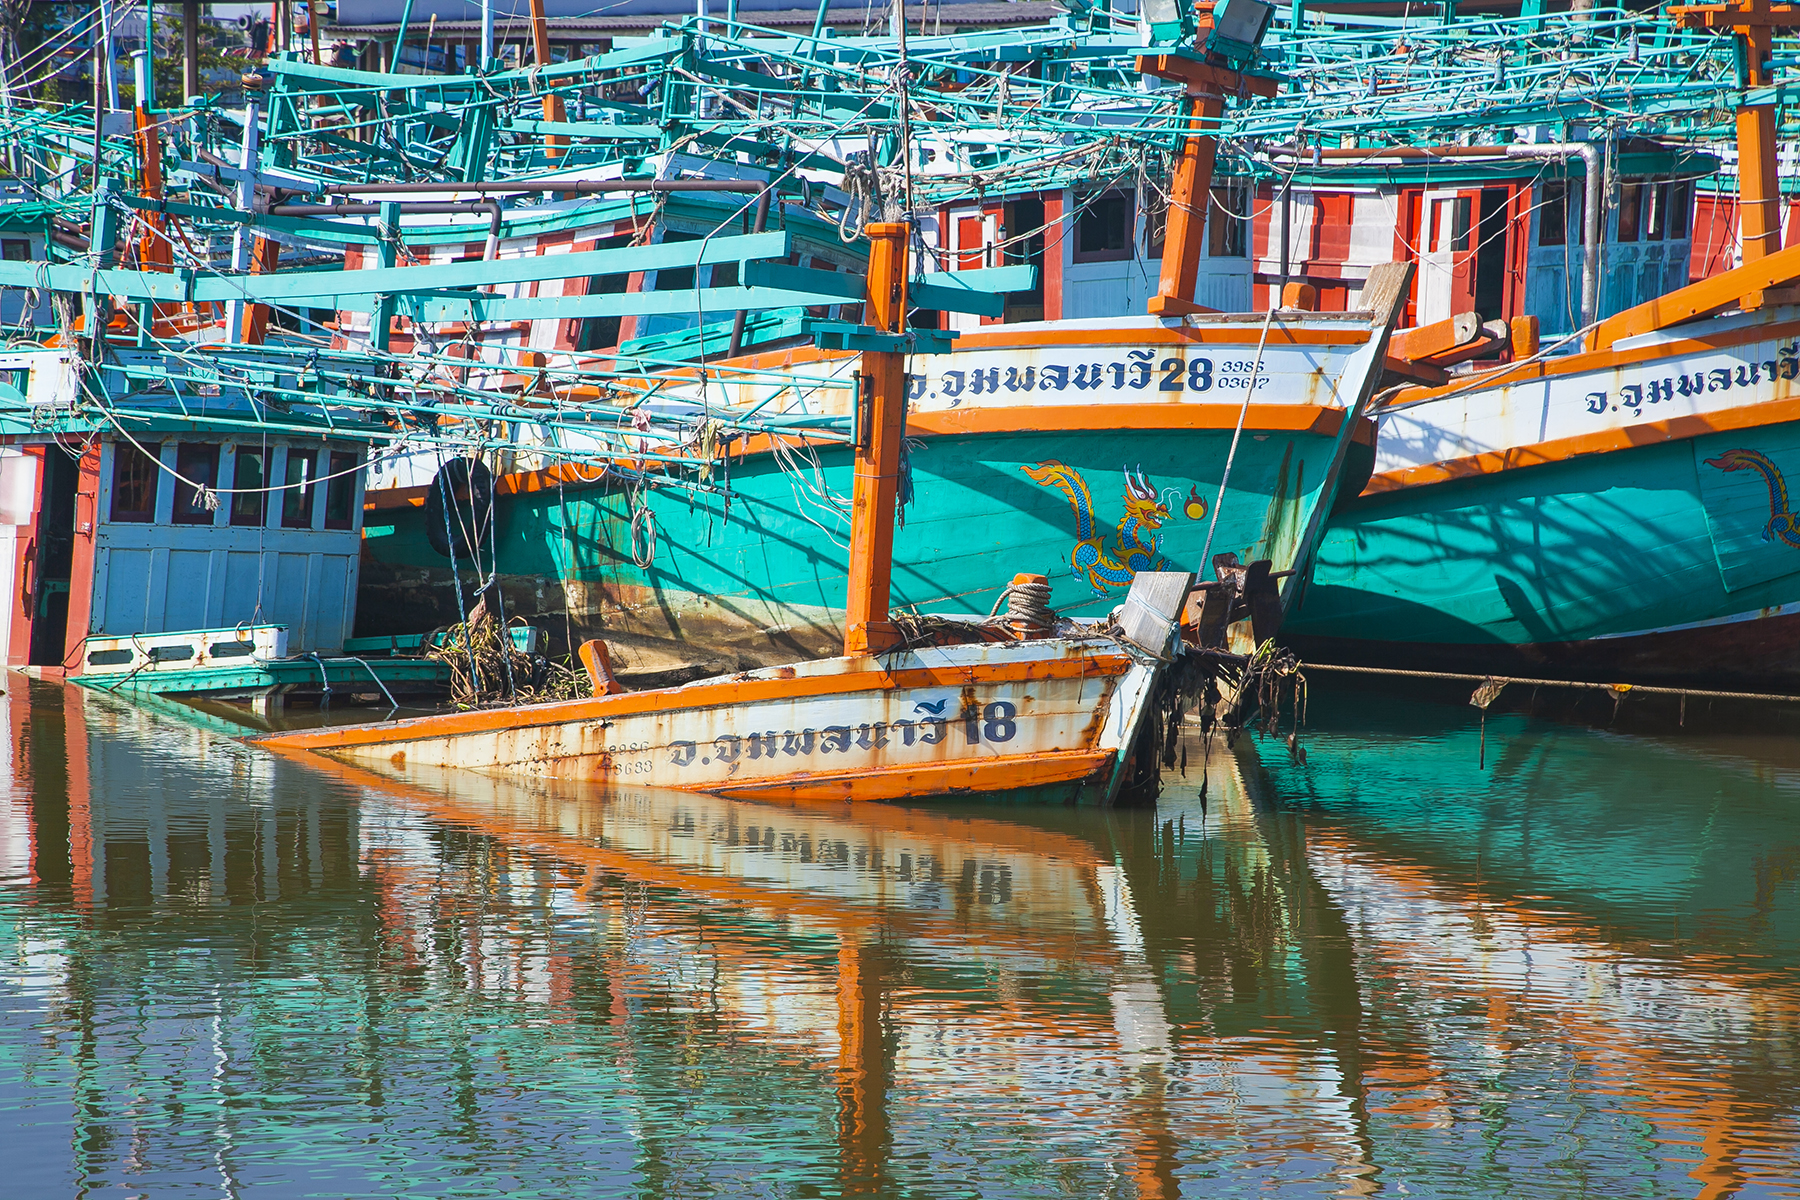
(923, 139, 1718, 341)
(0, 362, 370, 673)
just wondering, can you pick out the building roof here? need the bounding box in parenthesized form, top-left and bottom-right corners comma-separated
(329, 0, 1066, 37)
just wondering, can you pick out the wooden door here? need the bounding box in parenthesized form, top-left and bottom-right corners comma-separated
(1417, 187, 1478, 324)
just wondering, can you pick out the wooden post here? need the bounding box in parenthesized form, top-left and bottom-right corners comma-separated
(1737, 99, 1781, 263)
(528, 0, 569, 159)
(842, 221, 909, 657)
(1669, 1, 1800, 265)
(1149, 93, 1222, 317)
(1135, 56, 1277, 316)
(133, 53, 170, 341)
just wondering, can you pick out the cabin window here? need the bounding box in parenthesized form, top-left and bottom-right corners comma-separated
(323, 451, 360, 530)
(230, 449, 267, 526)
(1207, 181, 1249, 257)
(1618, 183, 1643, 243)
(1538, 181, 1566, 245)
(280, 450, 318, 529)
(1644, 182, 1670, 241)
(1538, 180, 1585, 247)
(653, 232, 699, 293)
(576, 235, 633, 352)
(1669, 180, 1692, 238)
(1074, 190, 1134, 263)
(1144, 190, 1167, 260)
(171, 443, 220, 525)
(109, 441, 160, 523)
(0, 240, 27, 262)
(1001, 198, 1046, 323)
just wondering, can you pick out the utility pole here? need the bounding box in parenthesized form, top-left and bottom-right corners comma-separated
(182, 0, 200, 103)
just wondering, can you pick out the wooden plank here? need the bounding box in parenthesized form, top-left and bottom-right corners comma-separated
(1134, 54, 1281, 97)
(1382, 355, 1449, 385)
(744, 259, 866, 301)
(1116, 571, 1196, 656)
(0, 230, 795, 305)
(909, 279, 1003, 318)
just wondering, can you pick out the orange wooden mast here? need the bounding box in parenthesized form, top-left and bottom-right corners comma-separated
(1669, 0, 1800, 265)
(842, 221, 911, 656)
(528, 0, 569, 159)
(1137, 42, 1276, 317)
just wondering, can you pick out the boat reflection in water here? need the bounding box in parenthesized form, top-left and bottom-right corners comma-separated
(3, 680, 1800, 1195)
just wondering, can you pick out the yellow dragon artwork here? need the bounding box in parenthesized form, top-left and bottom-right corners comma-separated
(1024, 461, 1174, 594)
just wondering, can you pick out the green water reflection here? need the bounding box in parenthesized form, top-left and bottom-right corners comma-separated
(2, 679, 1798, 1197)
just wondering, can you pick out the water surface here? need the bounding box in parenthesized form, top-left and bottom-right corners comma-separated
(2, 679, 1797, 1197)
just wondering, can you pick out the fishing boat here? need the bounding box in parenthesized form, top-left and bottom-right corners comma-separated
(0, 342, 447, 704)
(1283, 233, 1800, 689)
(357, 279, 1410, 677)
(261, 223, 1199, 805)
(343, 42, 1414, 679)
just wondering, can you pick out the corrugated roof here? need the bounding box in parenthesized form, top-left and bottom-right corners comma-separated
(329, 2, 1065, 36)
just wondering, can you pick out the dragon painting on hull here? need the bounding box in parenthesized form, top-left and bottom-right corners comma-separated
(1024, 461, 1171, 595)
(1706, 449, 1800, 547)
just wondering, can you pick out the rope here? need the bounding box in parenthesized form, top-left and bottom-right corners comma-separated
(983, 575, 1052, 629)
(1302, 662, 1800, 706)
(1197, 300, 1277, 574)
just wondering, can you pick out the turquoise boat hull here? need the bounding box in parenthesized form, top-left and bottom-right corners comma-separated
(361, 424, 1374, 675)
(1285, 419, 1800, 688)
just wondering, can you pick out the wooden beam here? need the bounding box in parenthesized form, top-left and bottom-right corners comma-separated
(1148, 93, 1222, 317)
(1738, 101, 1782, 262)
(1389, 313, 1480, 361)
(1134, 55, 1280, 98)
(843, 222, 909, 657)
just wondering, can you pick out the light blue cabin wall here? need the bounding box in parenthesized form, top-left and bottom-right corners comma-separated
(1525, 189, 1694, 337)
(1057, 189, 1252, 319)
(0, 235, 50, 329)
(86, 438, 365, 653)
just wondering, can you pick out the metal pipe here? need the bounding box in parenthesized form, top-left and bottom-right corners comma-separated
(1266, 144, 1528, 161)
(481, 0, 494, 69)
(324, 179, 767, 195)
(393, 0, 417, 72)
(272, 200, 506, 219)
(1505, 142, 1601, 332)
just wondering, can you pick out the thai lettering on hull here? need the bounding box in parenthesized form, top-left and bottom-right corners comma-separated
(669, 701, 1019, 768)
(905, 349, 1302, 408)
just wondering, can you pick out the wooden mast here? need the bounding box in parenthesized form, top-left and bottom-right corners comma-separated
(842, 221, 910, 656)
(1137, 54, 1276, 316)
(528, 0, 569, 160)
(1669, 0, 1800, 266)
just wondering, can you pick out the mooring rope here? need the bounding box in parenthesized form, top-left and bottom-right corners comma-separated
(1302, 662, 1800, 706)
(1198, 300, 1278, 573)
